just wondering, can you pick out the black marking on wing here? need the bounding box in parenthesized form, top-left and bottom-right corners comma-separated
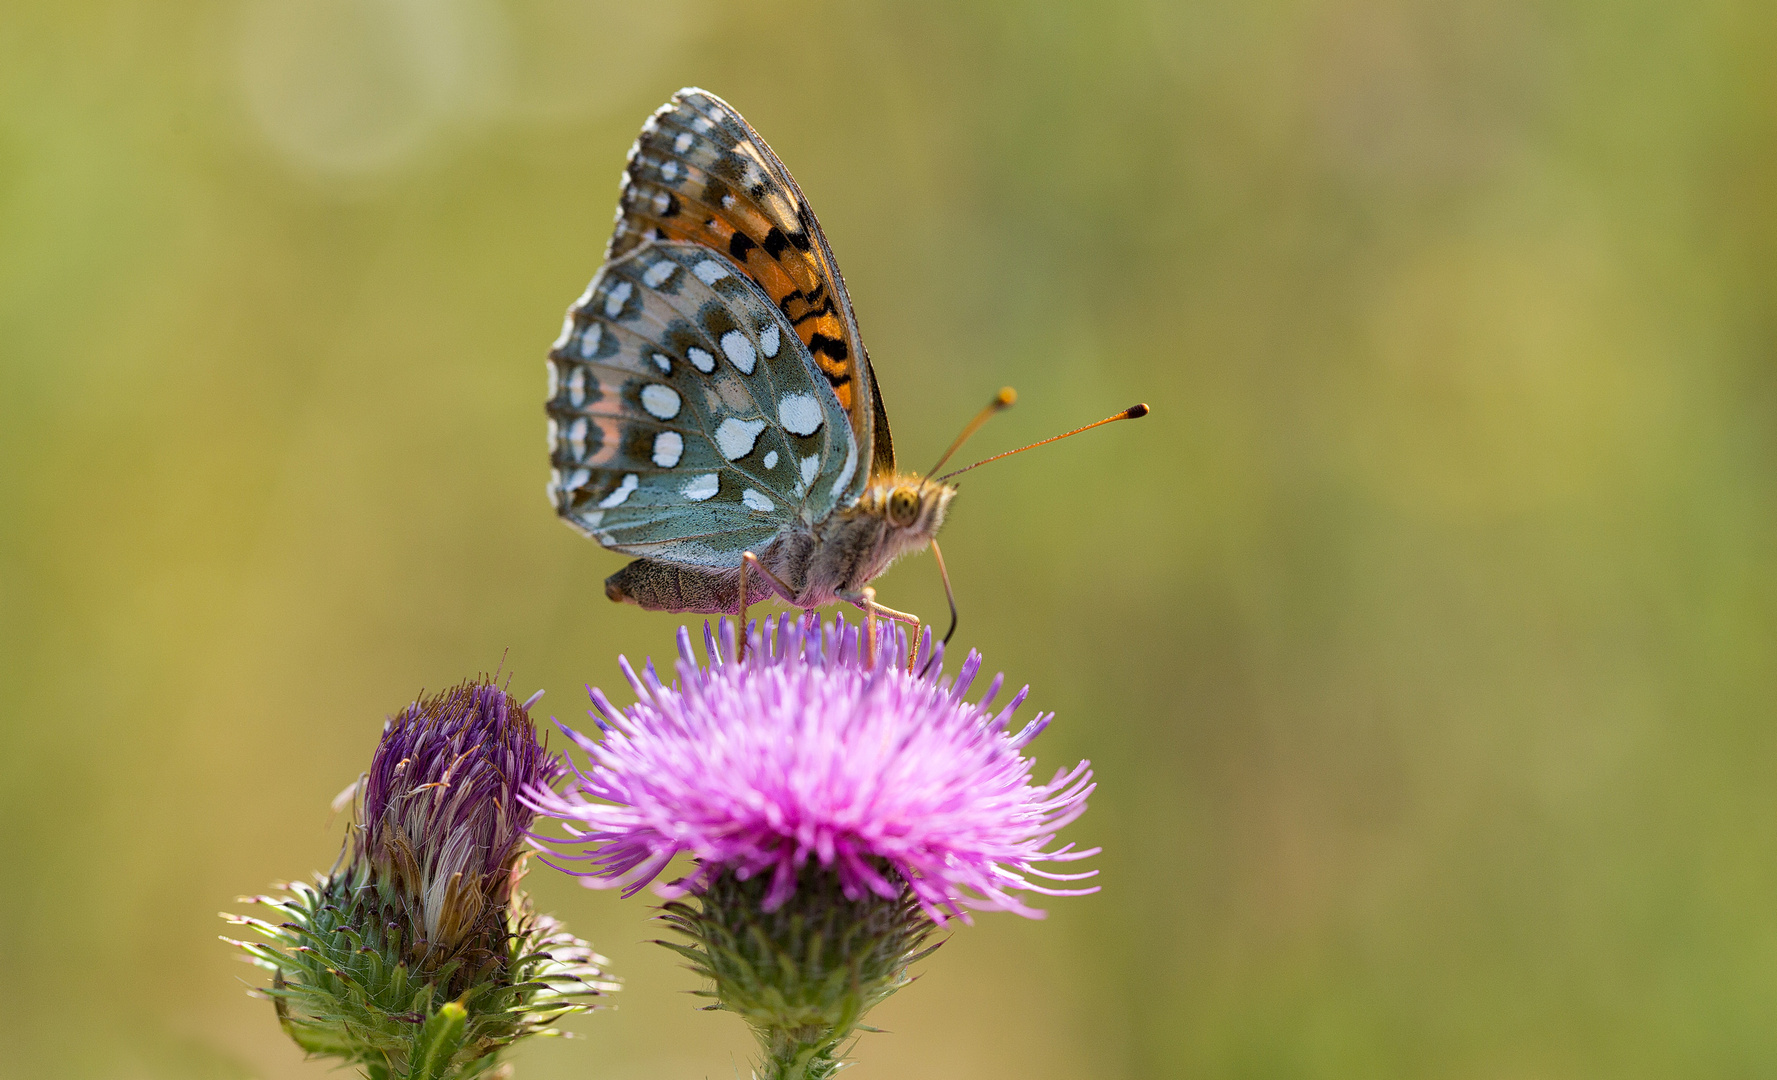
(807, 332, 850, 363)
(697, 298, 741, 340)
(780, 284, 836, 327)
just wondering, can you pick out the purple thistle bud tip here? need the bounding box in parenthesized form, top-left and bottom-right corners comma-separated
(355, 679, 564, 952)
(527, 615, 1100, 925)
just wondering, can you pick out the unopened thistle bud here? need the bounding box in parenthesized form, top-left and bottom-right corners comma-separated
(529, 617, 1097, 1080)
(224, 679, 616, 1080)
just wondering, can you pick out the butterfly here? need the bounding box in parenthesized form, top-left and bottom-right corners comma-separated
(546, 88, 1144, 643)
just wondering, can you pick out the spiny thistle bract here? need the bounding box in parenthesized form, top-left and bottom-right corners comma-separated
(223, 679, 616, 1080)
(658, 863, 941, 1080)
(528, 616, 1098, 1079)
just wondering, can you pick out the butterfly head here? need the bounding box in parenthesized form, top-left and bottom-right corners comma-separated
(858, 473, 956, 543)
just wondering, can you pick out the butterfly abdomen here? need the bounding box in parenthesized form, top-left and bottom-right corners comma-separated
(605, 558, 762, 614)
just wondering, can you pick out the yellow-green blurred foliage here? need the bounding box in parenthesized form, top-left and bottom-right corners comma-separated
(4, 0, 1776, 1077)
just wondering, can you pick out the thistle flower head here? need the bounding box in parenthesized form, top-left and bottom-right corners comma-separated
(530, 616, 1100, 924)
(528, 617, 1097, 1078)
(224, 678, 615, 1080)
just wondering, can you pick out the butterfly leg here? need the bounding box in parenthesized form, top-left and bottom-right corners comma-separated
(839, 587, 922, 670)
(738, 552, 800, 661)
(735, 554, 750, 662)
(863, 588, 877, 666)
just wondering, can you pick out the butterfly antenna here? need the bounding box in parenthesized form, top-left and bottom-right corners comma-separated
(936, 403, 1150, 482)
(928, 387, 1018, 477)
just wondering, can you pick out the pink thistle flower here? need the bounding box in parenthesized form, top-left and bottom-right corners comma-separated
(528, 616, 1099, 925)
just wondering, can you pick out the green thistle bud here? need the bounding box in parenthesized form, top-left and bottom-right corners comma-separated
(223, 680, 616, 1079)
(658, 863, 939, 1080)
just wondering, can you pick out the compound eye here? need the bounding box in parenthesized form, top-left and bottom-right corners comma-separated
(887, 488, 920, 527)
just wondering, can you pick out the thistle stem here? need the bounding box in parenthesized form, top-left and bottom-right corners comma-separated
(757, 1029, 844, 1080)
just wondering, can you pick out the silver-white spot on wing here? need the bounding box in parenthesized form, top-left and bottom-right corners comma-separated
(642, 260, 677, 288)
(604, 281, 632, 318)
(567, 417, 589, 458)
(674, 131, 693, 152)
(652, 430, 684, 467)
(579, 323, 602, 359)
(720, 330, 756, 374)
(763, 449, 778, 469)
(688, 347, 716, 373)
(598, 473, 639, 508)
(714, 416, 767, 460)
(651, 352, 672, 373)
(682, 473, 719, 501)
(777, 392, 823, 436)
(742, 489, 775, 513)
(650, 190, 672, 216)
(641, 384, 682, 420)
(831, 436, 858, 498)
(692, 259, 729, 285)
(799, 455, 820, 489)
(758, 323, 780, 358)
(567, 367, 588, 407)
(661, 160, 680, 182)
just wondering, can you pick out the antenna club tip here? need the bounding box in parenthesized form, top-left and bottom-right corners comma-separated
(1125, 403, 1150, 419)
(995, 387, 1017, 407)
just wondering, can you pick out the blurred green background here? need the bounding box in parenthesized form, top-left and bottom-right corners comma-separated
(4, 0, 1777, 1076)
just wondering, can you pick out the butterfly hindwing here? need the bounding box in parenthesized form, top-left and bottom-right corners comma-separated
(607, 87, 895, 481)
(547, 240, 856, 568)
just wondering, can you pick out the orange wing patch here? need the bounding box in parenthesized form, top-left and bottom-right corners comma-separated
(606, 91, 868, 423)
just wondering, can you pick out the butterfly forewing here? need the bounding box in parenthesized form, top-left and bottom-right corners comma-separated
(547, 241, 855, 568)
(608, 87, 894, 479)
